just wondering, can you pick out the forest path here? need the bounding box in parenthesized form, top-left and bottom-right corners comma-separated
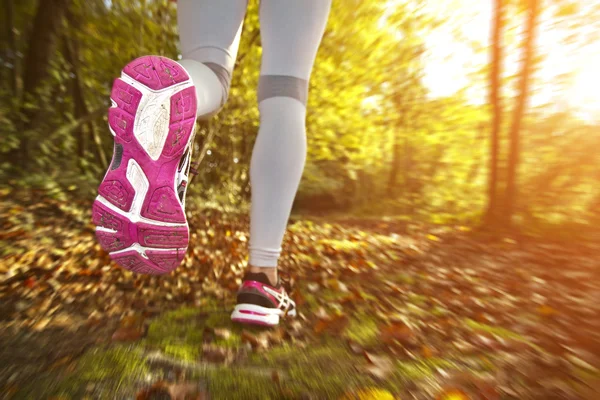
(1, 192, 599, 399)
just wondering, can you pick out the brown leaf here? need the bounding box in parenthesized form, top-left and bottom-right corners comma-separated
(47, 356, 74, 371)
(439, 372, 498, 400)
(169, 382, 207, 400)
(293, 290, 307, 307)
(267, 327, 286, 345)
(422, 345, 435, 358)
(314, 313, 349, 335)
(436, 388, 471, 400)
(136, 381, 207, 400)
(287, 320, 304, 338)
(347, 339, 364, 355)
(202, 344, 233, 364)
(315, 307, 328, 319)
(363, 352, 393, 380)
(271, 370, 280, 386)
(213, 328, 231, 340)
(380, 321, 416, 346)
(241, 330, 269, 350)
(2, 384, 18, 399)
(111, 326, 145, 342)
(119, 314, 145, 328)
(112, 313, 146, 341)
(537, 305, 557, 317)
(32, 318, 51, 331)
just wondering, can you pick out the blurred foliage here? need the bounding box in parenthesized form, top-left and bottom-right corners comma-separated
(0, 0, 598, 229)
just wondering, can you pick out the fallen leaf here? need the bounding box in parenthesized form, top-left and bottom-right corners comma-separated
(362, 352, 393, 380)
(380, 321, 416, 346)
(136, 381, 207, 400)
(32, 318, 51, 331)
(339, 387, 395, 400)
(436, 388, 470, 400)
(202, 344, 233, 364)
(267, 327, 286, 345)
(422, 345, 434, 358)
(24, 277, 36, 289)
(241, 330, 269, 350)
(111, 326, 145, 342)
(347, 339, 364, 355)
(537, 305, 557, 317)
(427, 234, 440, 242)
(307, 283, 320, 293)
(314, 313, 349, 335)
(213, 328, 231, 340)
(271, 370, 280, 385)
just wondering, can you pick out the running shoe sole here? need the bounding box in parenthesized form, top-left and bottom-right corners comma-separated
(92, 55, 197, 275)
(231, 304, 297, 327)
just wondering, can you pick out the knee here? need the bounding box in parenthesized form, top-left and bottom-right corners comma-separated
(258, 75, 309, 107)
(177, 59, 232, 119)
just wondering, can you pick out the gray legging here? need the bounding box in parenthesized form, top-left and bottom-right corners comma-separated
(177, 0, 332, 267)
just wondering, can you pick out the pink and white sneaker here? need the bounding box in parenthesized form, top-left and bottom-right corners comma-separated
(231, 272, 297, 326)
(92, 55, 197, 275)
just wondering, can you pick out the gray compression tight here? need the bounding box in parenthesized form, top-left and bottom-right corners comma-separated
(177, 0, 332, 267)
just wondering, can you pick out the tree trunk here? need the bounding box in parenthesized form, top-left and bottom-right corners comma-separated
(387, 106, 408, 197)
(63, 9, 108, 169)
(484, 0, 504, 226)
(22, 0, 70, 97)
(63, 35, 87, 163)
(387, 136, 402, 197)
(504, 0, 539, 226)
(5, 0, 18, 95)
(19, 0, 70, 167)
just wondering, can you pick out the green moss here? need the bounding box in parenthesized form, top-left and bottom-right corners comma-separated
(321, 288, 351, 303)
(431, 305, 449, 317)
(394, 272, 416, 285)
(31, 346, 150, 397)
(407, 293, 428, 306)
(168, 307, 203, 320)
(216, 334, 242, 348)
(206, 367, 289, 400)
(144, 305, 256, 358)
(464, 319, 546, 354)
(344, 313, 379, 346)
(145, 307, 205, 361)
(76, 346, 149, 382)
(302, 292, 319, 310)
(255, 343, 379, 398)
(406, 303, 428, 317)
(204, 312, 232, 329)
(464, 319, 523, 340)
(395, 357, 456, 381)
(573, 366, 600, 381)
(285, 345, 373, 397)
(162, 343, 200, 362)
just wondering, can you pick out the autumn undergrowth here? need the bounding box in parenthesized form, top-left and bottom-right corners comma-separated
(3, 190, 600, 399)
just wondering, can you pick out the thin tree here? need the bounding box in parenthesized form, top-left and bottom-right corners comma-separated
(504, 0, 540, 225)
(484, 0, 505, 226)
(4, 0, 18, 95)
(19, 0, 70, 166)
